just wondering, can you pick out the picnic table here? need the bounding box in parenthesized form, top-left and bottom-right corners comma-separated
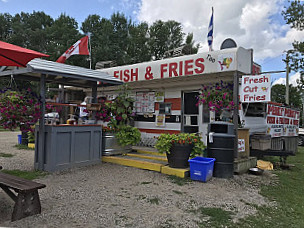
(0, 166, 46, 221)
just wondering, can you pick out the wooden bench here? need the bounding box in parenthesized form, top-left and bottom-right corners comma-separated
(250, 149, 295, 165)
(0, 171, 46, 221)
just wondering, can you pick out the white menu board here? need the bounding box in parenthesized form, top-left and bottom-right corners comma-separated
(136, 92, 155, 113)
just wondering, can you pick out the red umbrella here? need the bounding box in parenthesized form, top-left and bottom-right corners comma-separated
(0, 40, 49, 67)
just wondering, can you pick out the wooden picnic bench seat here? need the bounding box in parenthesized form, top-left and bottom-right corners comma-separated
(250, 149, 295, 165)
(0, 171, 46, 221)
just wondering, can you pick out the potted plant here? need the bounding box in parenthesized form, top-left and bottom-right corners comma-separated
(155, 133, 205, 168)
(99, 84, 138, 155)
(101, 120, 141, 155)
(109, 84, 135, 126)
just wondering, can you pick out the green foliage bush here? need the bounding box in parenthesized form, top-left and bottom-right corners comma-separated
(115, 125, 141, 147)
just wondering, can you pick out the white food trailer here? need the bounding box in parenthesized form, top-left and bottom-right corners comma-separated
(96, 47, 253, 149)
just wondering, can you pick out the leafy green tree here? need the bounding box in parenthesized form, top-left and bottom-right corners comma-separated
(148, 20, 184, 60)
(127, 22, 151, 64)
(271, 84, 302, 108)
(8, 11, 53, 53)
(81, 15, 115, 68)
(282, 1, 304, 75)
(109, 12, 132, 66)
(183, 33, 199, 55)
(0, 13, 12, 41)
(48, 14, 87, 66)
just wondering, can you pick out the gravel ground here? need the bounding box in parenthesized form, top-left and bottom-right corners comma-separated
(0, 131, 276, 227)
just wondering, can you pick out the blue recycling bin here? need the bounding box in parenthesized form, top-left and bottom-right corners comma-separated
(188, 157, 215, 182)
(17, 134, 22, 144)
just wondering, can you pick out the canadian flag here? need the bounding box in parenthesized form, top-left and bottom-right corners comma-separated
(56, 36, 90, 63)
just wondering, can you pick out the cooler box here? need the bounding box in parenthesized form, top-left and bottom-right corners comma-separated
(251, 134, 271, 151)
(188, 157, 215, 182)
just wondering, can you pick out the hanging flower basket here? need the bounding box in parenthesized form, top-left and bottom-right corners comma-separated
(0, 88, 41, 132)
(197, 81, 235, 113)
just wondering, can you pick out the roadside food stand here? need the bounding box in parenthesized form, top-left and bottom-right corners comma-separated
(0, 59, 122, 172)
(95, 47, 253, 160)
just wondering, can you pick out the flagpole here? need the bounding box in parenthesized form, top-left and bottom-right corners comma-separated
(207, 7, 214, 52)
(88, 33, 92, 69)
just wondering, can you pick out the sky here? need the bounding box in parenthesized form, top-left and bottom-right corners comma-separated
(1, 0, 304, 84)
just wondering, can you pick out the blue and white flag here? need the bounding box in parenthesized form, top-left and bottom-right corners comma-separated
(207, 7, 214, 51)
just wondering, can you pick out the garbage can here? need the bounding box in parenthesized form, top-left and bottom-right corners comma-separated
(207, 122, 235, 178)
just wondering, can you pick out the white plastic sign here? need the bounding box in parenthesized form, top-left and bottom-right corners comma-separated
(240, 75, 271, 103)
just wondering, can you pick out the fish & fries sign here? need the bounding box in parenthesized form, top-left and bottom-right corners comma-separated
(98, 47, 252, 82)
(240, 75, 271, 102)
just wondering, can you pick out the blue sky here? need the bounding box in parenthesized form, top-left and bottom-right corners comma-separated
(1, 0, 303, 83)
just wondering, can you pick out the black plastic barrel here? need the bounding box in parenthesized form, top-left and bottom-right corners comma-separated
(207, 122, 235, 178)
(21, 131, 28, 145)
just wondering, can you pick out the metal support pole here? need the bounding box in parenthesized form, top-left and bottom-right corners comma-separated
(286, 53, 289, 105)
(233, 71, 239, 158)
(92, 83, 97, 103)
(38, 74, 46, 170)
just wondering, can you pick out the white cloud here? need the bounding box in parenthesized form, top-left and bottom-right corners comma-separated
(137, 0, 304, 62)
(1, 0, 9, 2)
(272, 72, 301, 86)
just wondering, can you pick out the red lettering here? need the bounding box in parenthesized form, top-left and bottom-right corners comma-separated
(130, 68, 138, 81)
(267, 116, 275, 124)
(169, 62, 178, 77)
(244, 75, 269, 84)
(160, 64, 168, 79)
(243, 94, 265, 102)
(194, 58, 205, 74)
(294, 120, 299, 126)
(184, 59, 193, 75)
(179, 61, 183, 76)
(114, 71, 119, 79)
(123, 70, 130, 82)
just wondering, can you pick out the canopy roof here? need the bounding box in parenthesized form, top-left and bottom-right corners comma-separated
(0, 59, 122, 88)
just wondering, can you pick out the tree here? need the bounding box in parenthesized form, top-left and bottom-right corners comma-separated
(271, 84, 302, 108)
(183, 33, 199, 55)
(8, 11, 53, 53)
(48, 14, 84, 65)
(282, 1, 304, 75)
(109, 12, 131, 66)
(0, 13, 12, 41)
(148, 20, 184, 60)
(81, 15, 114, 68)
(127, 22, 151, 64)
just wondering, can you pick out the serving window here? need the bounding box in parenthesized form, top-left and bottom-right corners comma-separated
(159, 103, 172, 115)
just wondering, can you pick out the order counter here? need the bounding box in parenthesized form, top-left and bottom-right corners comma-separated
(34, 124, 102, 172)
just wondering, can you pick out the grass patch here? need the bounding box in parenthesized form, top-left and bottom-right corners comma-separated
(14, 144, 35, 150)
(140, 181, 152, 185)
(233, 147, 304, 228)
(197, 207, 234, 227)
(167, 175, 192, 186)
(0, 127, 10, 132)
(2, 169, 48, 180)
(172, 190, 183, 195)
(148, 197, 160, 205)
(0, 153, 14, 158)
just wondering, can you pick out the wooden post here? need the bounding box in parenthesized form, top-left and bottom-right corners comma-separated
(233, 71, 239, 158)
(92, 82, 97, 121)
(38, 74, 46, 170)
